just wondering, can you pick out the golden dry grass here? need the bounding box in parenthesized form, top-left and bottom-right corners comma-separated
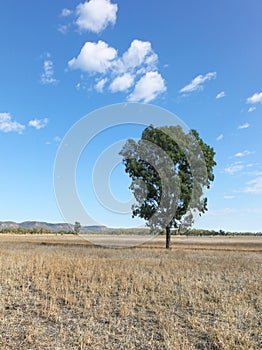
(0, 234, 261, 349)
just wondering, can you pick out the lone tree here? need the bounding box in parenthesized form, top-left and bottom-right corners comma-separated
(73, 221, 81, 235)
(120, 125, 216, 248)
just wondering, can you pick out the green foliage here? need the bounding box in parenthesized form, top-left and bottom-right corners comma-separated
(74, 221, 81, 235)
(0, 227, 52, 234)
(120, 125, 216, 233)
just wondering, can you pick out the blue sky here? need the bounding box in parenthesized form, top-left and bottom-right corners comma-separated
(0, 0, 262, 231)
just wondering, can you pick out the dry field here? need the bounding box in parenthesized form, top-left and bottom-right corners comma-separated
(0, 234, 261, 349)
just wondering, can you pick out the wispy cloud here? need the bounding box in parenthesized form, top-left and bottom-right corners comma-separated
(179, 72, 216, 94)
(243, 176, 262, 194)
(248, 106, 256, 113)
(238, 123, 250, 129)
(224, 163, 244, 174)
(224, 195, 235, 199)
(0, 113, 25, 134)
(247, 92, 262, 104)
(216, 134, 224, 141)
(216, 91, 225, 99)
(95, 78, 108, 93)
(76, 0, 118, 33)
(41, 60, 58, 85)
(235, 150, 254, 157)
(28, 118, 48, 130)
(45, 136, 61, 145)
(61, 8, 73, 17)
(208, 207, 262, 216)
(58, 24, 69, 34)
(54, 136, 61, 142)
(208, 208, 237, 216)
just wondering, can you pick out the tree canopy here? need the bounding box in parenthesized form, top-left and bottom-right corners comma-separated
(120, 125, 216, 248)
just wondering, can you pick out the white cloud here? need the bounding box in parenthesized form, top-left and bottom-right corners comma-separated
(76, 0, 118, 33)
(28, 118, 48, 130)
(0, 113, 25, 134)
(58, 24, 69, 34)
(179, 72, 216, 93)
(224, 164, 244, 174)
(68, 39, 166, 102)
(109, 73, 134, 92)
(95, 78, 108, 93)
(243, 176, 262, 194)
(208, 208, 237, 216)
(68, 40, 117, 73)
(117, 40, 158, 74)
(128, 71, 166, 103)
(235, 150, 254, 157)
(41, 60, 58, 84)
(224, 195, 235, 199)
(216, 91, 225, 99)
(238, 123, 250, 129)
(247, 92, 262, 104)
(46, 136, 61, 145)
(216, 134, 224, 141)
(248, 106, 256, 113)
(61, 8, 73, 17)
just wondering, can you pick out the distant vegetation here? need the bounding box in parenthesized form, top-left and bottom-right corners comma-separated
(0, 226, 261, 236)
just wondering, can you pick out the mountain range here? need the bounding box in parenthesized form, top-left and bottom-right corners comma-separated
(0, 221, 108, 232)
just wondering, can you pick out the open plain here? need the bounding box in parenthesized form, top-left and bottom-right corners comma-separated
(0, 234, 261, 349)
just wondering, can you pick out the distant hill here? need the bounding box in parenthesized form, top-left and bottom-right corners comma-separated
(0, 221, 108, 232)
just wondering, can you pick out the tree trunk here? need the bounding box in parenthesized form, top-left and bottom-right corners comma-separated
(166, 225, 171, 249)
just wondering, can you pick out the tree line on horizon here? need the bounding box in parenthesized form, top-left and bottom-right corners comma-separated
(0, 227, 261, 236)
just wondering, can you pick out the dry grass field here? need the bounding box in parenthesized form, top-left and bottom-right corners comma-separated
(0, 234, 261, 349)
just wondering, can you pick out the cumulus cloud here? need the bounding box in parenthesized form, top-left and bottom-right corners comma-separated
(216, 91, 225, 99)
(216, 134, 224, 141)
(28, 118, 48, 130)
(179, 72, 216, 93)
(248, 106, 256, 112)
(243, 176, 262, 194)
(0, 113, 25, 134)
(109, 73, 134, 92)
(246, 92, 262, 104)
(238, 123, 250, 129)
(117, 40, 158, 74)
(95, 78, 108, 92)
(128, 71, 166, 103)
(68, 40, 117, 73)
(41, 60, 58, 85)
(68, 39, 166, 102)
(76, 0, 118, 33)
